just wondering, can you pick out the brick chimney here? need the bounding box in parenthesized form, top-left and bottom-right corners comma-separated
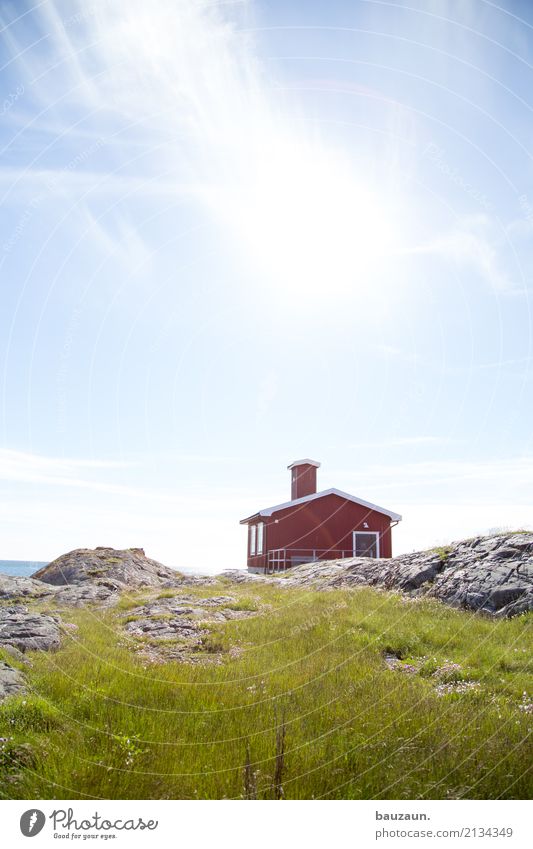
(288, 459, 321, 500)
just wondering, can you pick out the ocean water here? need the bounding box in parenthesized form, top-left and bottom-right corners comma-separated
(0, 560, 47, 578)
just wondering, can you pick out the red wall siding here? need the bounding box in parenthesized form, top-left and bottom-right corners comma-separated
(246, 493, 393, 568)
(291, 464, 317, 499)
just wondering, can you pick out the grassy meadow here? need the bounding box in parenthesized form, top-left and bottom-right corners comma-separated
(0, 580, 531, 800)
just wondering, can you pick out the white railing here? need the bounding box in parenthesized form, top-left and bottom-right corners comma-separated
(266, 548, 352, 574)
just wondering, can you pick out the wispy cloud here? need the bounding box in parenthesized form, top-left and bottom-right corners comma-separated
(0, 446, 253, 565)
(351, 454, 533, 492)
(0, 166, 197, 199)
(0, 448, 137, 495)
(1, 0, 407, 294)
(345, 436, 453, 450)
(406, 214, 512, 291)
(2, 1, 257, 271)
(78, 206, 154, 274)
(0, 448, 251, 503)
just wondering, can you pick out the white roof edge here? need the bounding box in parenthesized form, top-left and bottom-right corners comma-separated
(287, 458, 321, 470)
(241, 487, 402, 522)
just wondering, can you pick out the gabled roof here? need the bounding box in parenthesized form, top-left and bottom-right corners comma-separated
(239, 488, 402, 524)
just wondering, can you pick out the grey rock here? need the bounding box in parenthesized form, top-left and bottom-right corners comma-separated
(0, 574, 54, 601)
(173, 575, 219, 587)
(220, 570, 264, 583)
(53, 583, 119, 608)
(274, 532, 533, 617)
(0, 570, 121, 610)
(0, 661, 25, 700)
(1, 547, 216, 610)
(125, 617, 206, 642)
(32, 546, 181, 589)
(0, 606, 61, 652)
(191, 595, 238, 606)
(0, 643, 31, 665)
(122, 593, 255, 659)
(487, 585, 529, 607)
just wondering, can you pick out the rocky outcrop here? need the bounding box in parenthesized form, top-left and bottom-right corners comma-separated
(427, 534, 533, 616)
(0, 661, 25, 699)
(0, 548, 259, 680)
(0, 573, 55, 601)
(221, 570, 264, 584)
(122, 594, 256, 662)
(0, 606, 61, 652)
(0, 564, 122, 610)
(32, 547, 180, 592)
(52, 583, 120, 608)
(277, 532, 533, 617)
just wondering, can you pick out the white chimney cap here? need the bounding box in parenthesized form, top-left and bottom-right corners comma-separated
(287, 459, 321, 470)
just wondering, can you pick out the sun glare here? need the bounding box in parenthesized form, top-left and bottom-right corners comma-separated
(79, 3, 404, 304)
(222, 138, 402, 298)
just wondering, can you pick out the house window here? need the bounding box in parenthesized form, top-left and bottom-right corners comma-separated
(257, 522, 264, 555)
(249, 525, 257, 556)
(353, 531, 379, 558)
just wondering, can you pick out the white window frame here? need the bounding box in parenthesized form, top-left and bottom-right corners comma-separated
(352, 531, 380, 558)
(257, 522, 264, 555)
(249, 525, 257, 556)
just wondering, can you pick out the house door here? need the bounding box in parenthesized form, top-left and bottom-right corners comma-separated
(353, 531, 380, 558)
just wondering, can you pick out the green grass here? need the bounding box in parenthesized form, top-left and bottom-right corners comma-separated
(0, 582, 531, 800)
(431, 545, 453, 562)
(224, 597, 261, 612)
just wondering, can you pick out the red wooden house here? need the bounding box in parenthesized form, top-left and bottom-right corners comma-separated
(240, 459, 401, 573)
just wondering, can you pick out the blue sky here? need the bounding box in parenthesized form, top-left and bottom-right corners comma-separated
(0, 0, 532, 568)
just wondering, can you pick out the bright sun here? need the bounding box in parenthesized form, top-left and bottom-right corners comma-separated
(222, 137, 402, 298)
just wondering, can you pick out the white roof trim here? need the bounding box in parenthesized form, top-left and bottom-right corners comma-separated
(240, 488, 402, 523)
(287, 458, 321, 470)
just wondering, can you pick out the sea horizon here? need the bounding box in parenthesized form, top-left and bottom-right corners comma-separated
(0, 559, 230, 578)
